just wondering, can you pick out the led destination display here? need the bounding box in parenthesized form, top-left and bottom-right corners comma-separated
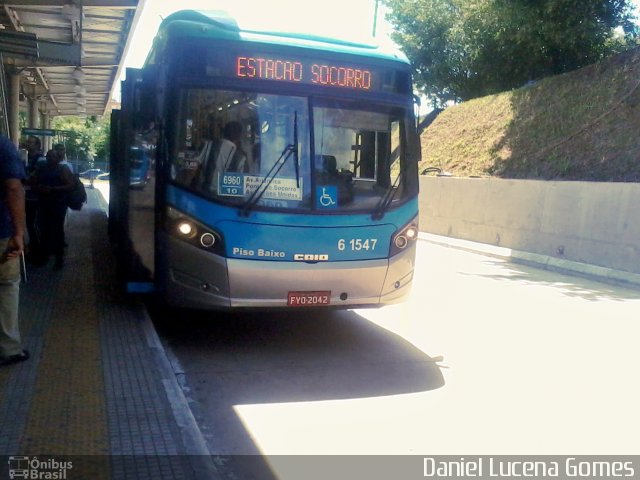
(236, 56, 373, 90)
(187, 46, 410, 94)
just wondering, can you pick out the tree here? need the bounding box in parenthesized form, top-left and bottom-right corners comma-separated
(383, 0, 639, 105)
(51, 115, 110, 166)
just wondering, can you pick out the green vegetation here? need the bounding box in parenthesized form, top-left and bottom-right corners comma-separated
(51, 115, 110, 166)
(419, 46, 640, 181)
(384, 0, 639, 105)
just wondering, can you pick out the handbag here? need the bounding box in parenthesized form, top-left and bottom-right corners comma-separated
(67, 174, 87, 210)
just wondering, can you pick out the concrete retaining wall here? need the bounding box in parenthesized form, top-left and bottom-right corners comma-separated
(418, 177, 640, 275)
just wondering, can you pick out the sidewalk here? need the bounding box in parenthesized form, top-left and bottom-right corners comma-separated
(0, 187, 218, 479)
(419, 232, 640, 288)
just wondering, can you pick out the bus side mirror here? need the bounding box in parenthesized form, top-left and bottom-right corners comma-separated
(413, 94, 421, 132)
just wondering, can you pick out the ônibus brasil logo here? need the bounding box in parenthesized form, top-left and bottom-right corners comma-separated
(8, 456, 73, 479)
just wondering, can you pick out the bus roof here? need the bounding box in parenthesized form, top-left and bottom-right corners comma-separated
(153, 10, 410, 65)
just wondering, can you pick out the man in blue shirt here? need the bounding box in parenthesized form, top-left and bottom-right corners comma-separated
(0, 134, 29, 366)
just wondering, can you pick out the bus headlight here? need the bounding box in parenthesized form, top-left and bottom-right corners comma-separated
(167, 206, 224, 254)
(177, 221, 196, 238)
(390, 217, 419, 257)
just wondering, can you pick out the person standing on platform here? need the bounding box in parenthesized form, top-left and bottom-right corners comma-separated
(34, 149, 74, 270)
(0, 134, 29, 366)
(55, 143, 74, 173)
(24, 136, 46, 264)
(25, 136, 47, 173)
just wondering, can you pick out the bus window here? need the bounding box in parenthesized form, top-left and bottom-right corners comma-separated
(169, 89, 412, 212)
(171, 89, 311, 209)
(313, 104, 409, 211)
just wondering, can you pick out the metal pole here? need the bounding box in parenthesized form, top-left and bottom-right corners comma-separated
(372, 0, 379, 37)
(9, 72, 21, 146)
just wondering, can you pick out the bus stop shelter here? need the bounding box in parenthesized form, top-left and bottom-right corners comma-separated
(0, 0, 145, 148)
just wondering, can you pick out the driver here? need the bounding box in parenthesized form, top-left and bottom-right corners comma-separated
(200, 121, 248, 192)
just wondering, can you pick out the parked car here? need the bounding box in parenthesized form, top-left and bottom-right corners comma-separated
(79, 168, 104, 180)
(96, 172, 110, 181)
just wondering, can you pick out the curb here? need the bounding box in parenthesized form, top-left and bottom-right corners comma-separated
(419, 232, 640, 289)
(139, 308, 221, 479)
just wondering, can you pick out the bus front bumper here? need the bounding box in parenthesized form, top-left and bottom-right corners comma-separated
(161, 236, 415, 310)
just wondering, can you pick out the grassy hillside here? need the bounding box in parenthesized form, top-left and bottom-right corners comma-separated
(420, 46, 640, 182)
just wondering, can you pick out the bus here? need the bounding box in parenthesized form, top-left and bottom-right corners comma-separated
(128, 146, 152, 189)
(109, 10, 420, 310)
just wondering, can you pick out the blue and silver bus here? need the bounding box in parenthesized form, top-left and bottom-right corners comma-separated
(110, 10, 420, 310)
(128, 146, 151, 189)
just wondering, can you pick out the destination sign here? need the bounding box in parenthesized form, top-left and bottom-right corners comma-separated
(184, 45, 411, 95)
(236, 56, 373, 90)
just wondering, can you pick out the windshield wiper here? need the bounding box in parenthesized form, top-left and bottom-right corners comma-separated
(372, 166, 402, 220)
(241, 111, 299, 216)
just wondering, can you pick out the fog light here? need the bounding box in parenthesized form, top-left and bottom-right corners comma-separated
(200, 232, 216, 248)
(405, 226, 418, 240)
(394, 235, 408, 249)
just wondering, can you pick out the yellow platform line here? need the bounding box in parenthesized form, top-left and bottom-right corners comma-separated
(20, 212, 109, 477)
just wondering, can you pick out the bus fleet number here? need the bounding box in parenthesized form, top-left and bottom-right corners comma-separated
(337, 238, 378, 251)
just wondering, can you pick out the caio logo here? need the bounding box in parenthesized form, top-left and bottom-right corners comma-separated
(293, 253, 329, 261)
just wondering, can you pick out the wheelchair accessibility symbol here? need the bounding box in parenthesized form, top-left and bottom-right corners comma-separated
(316, 186, 337, 209)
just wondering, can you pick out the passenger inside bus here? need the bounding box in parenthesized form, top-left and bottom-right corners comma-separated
(315, 154, 354, 204)
(198, 121, 249, 193)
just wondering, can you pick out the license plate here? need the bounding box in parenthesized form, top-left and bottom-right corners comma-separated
(287, 291, 331, 307)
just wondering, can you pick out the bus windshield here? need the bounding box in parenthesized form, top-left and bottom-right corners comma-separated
(170, 88, 412, 212)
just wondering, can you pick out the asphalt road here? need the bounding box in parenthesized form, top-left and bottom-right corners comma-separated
(149, 239, 640, 462)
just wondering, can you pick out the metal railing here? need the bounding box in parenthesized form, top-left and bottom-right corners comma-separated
(0, 53, 10, 136)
